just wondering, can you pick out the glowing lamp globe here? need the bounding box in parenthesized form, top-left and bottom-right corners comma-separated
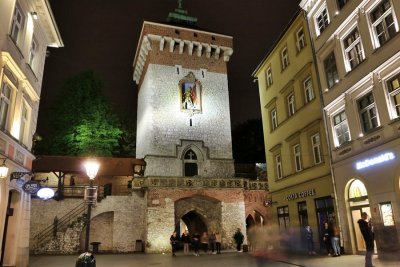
(37, 188, 55, 200)
(84, 159, 100, 180)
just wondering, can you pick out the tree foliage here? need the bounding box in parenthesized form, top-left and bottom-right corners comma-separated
(232, 118, 266, 163)
(36, 71, 124, 157)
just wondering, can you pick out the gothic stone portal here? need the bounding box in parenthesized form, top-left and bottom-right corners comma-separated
(175, 195, 221, 237)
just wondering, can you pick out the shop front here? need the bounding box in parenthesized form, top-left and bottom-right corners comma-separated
(269, 175, 337, 252)
(333, 147, 400, 259)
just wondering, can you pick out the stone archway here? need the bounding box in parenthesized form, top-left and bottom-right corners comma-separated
(175, 195, 221, 236)
(178, 210, 208, 236)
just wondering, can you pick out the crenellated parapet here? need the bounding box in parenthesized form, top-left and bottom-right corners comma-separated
(133, 21, 233, 85)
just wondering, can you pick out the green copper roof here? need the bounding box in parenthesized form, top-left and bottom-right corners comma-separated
(167, 0, 198, 26)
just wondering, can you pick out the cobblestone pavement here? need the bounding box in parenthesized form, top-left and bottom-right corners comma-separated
(29, 251, 400, 267)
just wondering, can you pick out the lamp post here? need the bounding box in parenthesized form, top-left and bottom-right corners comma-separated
(83, 159, 100, 252)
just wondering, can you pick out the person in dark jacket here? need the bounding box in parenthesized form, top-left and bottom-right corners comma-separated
(192, 232, 200, 256)
(233, 228, 244, 252)
(358, 212, 375, 267)
(323, 221, 332, 256)
(181, 231, 191, 254)
(170, 231, 178, 256)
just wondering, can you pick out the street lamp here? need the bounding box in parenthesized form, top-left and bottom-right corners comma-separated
(83, 159, 100, 252)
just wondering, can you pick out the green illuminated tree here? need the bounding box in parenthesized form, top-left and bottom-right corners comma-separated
(36, 71, 123, 157)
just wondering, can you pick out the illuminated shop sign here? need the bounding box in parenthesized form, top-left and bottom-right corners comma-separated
(286, 189, 316, 201)
(356, 152, 395, 170)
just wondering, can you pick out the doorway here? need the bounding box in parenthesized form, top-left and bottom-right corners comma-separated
(348, 179, 374, 253)
(179, 211, 207, 237)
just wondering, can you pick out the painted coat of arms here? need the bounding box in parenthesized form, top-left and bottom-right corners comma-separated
(179, 72, 202, 113)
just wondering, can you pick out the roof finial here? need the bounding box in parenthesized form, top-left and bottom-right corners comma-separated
(178, 0, 183, 9)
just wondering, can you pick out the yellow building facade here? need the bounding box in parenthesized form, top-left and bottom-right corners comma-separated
(253, 10, 337, 251)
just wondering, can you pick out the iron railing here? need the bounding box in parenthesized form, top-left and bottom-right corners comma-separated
(33, 201, 87, 250)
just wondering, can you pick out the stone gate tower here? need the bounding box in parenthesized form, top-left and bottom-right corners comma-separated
(133, 6, 234, 178)
(132, 3, 267, 253)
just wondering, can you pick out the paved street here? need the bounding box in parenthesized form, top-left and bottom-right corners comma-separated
(29, 251, 400, 267)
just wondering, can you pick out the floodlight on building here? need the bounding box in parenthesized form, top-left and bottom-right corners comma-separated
(31, 12, 38, 20)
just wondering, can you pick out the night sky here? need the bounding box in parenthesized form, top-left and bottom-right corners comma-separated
(38, 0, 300, 135)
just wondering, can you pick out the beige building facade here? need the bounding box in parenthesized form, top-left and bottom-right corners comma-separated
(301, 0, 400, 258)
(0, 0, 62, 266)
(253, 10, 336, 251)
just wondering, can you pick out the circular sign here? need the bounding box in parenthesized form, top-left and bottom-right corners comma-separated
(22, 180, 41, 194)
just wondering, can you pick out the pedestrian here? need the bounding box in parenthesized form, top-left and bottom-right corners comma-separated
(323, 221, 332, 256)
(330, 223, 341, 256)
(304, 226, 316, 255)
(209, 232, 217, 254)
(233, 228, 244, 252)
(215, 231, 222, 254)
(200, 232, 208, 253)
(181, 231, 191, 254)
(53, 216, 58, 238)
(358, 212, 375, 267)
(170, 231, 178, 257)
(192, 232, 200, 256)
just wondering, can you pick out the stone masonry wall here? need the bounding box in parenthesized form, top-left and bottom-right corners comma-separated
(30, 198, 83, 253)
(136, 64, 234, 177)
(146, 187, 247, 252)
(30, 194, 147, 254)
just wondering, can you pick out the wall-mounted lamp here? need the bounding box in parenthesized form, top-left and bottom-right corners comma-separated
(133, 163, 146, 176)
(0, 158, 9, 179)
(264, 198, 278, 207)
(31, 12, 38, 20)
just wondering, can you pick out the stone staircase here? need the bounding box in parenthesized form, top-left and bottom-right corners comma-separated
(33, 202, 88, 255)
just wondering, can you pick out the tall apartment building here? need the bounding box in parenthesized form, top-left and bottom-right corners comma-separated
(253, 9, 336, 250)
(0, 0, 62, 266)
(300, 0, 400, 258)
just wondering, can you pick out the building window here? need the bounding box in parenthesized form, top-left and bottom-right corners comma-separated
(19, 103, 29, 143)
(0, 83, 12, 130)
(293, 144, 302, 172)
(304, 77, 314, 103)
(296, 27, 306, 52)
(311, 133, 322, 164)
(29, 37, 37, 69)
(315, 5, 330, 36)
(337, 0, 349, 9)
(287, 93, 295, 117)
(10, 5, 24, 45)
(370, 0, 398, 48)
(184, 149, 198, 177)
(298, 202, 309, 228)
(324, 52, 339, 88)
(271, 108, 278, 130)
(387, 73, 400, 118)
(333, 110, 350, 146)
(343, 28, 365, 71)
(277, 206, 290, 230)
(266, 67, 273, 87)
(281, 46, 289, 70)
(275, 154, 283, 179)
(358, 92, 379, 133)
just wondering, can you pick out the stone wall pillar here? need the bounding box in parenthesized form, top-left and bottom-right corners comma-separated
(146, 198, 175, 253)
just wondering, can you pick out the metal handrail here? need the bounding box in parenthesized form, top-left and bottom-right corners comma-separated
(33, 201, 87, 249)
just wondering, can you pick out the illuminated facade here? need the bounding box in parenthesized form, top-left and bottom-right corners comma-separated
(0, 0, 62, 266)
(253, 10, 336, 251)
(301, 0, 400, 258)
(131, 6, 269, 253)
